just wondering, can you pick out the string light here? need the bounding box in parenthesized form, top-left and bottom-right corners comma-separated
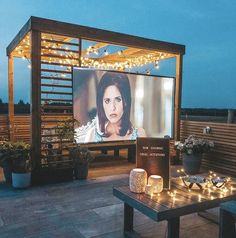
(17, 33, 175, 74)
(154, 60, 159, 69)
(104, 49, 109, 56)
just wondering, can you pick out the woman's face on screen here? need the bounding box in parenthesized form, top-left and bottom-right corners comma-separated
(103, 85, 124, 124)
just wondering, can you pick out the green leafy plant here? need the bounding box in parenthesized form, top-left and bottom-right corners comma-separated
(175, 135, 214, 155)
(70, 145, 94, 164)
(0, 141, 32, 173)
(55, 118, 79, 153)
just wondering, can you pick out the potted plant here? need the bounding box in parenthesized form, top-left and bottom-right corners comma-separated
(70, 145, 94, 179)
(0, 141, 13, 183)
(175, 135, 214, 174)
(10, 141, 32, 188)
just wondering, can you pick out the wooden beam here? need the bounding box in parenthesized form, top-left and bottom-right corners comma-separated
(29, 16, 185, 54)
(98, 48, 175, 63)
(8, 54, 14, 141)
(81, 42, 108, 56)
(97, 48, 142, 62)
(6, 18, 31, 56)
(174, 54, 183, 141)
(31, 30, 41, 169)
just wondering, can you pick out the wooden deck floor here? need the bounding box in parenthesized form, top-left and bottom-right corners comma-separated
(0, 161, 219, 238)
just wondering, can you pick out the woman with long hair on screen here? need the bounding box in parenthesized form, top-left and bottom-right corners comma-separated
(84, 72, 146, 142)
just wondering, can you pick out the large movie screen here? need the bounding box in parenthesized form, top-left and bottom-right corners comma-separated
(73, 68, 175, 143)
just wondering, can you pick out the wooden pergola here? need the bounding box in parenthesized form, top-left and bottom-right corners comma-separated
(6, 16, 185, 176)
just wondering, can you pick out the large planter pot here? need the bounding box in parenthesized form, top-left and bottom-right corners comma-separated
(12, 172, 31, 188)
(182, 153, 202, 175)
(74, 162, 88, 179)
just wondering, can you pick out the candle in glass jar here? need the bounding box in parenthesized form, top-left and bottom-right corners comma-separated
(129, 168, 147, 193)
(148, 175, 163, 193)
(145, 184, 153, 196)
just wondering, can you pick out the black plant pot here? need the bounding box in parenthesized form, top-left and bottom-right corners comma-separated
(74, 162, 88, 179)
(182, 153, 202, 175)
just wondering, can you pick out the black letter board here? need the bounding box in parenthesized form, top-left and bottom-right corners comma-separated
(136, 137, 170, 189)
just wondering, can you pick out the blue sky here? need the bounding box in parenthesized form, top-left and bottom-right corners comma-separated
(0, 0, 236, 108)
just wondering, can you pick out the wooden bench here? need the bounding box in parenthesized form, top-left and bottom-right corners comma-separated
(80, 141, 136, 163)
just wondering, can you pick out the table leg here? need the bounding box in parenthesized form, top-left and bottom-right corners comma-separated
(124, 203, 133, 231)
(167, 217, 180, 238)
(128, 146, 136, 163)
(219, 209, 236, 238)
(114, 149, 119, 157)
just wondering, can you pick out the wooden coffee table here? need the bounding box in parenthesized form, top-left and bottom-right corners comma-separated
(113, 177, 236, 238)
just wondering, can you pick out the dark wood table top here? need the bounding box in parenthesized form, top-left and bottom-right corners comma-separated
(113, 177, 236, 222)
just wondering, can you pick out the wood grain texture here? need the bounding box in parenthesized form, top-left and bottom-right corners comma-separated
(8, 55, 14, 141)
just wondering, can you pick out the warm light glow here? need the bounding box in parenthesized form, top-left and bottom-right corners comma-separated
(198, 194, 202, 202)
(104, 50, 109, 56)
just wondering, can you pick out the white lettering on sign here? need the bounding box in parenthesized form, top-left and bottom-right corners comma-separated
(150, 153, 165, 157)
(150, 147, 163, 150)
(140, 152, 148, 156)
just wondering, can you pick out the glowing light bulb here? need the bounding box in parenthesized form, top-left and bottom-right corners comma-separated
(104, 50, 109, 56)
(198, 194, 202, 202)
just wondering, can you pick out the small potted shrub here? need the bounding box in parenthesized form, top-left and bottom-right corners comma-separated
(70, 145, 94, 179)
(10, 141, 32, 188)
(175, 135, 214, 174)
(0, 141, 13, 183)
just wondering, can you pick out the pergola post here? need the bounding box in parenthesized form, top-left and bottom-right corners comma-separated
(31, 30, 41, 169)
(8, 54, 14, 141)
(174, 54, 183, 141)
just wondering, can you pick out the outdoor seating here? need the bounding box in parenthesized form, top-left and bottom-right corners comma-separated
(219, 201, 236, 238)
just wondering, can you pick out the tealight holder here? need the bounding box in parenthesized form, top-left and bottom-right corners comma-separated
(211, 177, 227, 188)
(145, 184, 153, 196)
(182, 176, 207, 190)
(148, 175, 163, 193)
(129, 168, 147, 193)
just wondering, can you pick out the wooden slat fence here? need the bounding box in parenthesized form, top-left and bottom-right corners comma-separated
(14, 115, 31, 142)
(0, 115, 9, 140)
(180, 120, 236, 176)
(2, 116, 236, 176)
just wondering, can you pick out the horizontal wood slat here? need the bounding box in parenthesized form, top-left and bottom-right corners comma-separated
(41, 46, 79, 54)
(0, 115, 9, 140)
(41, 76, 72, 81)
(41, 91, 72, 95)
(41, 61, 79, 67)
(41, 69, 72, 74)
(41, 38, 79, 46)
(180, 120, 236, 176)
(41, 83, 72, 88)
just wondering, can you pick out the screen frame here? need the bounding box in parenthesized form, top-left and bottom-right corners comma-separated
(72, 67, 176, 145)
